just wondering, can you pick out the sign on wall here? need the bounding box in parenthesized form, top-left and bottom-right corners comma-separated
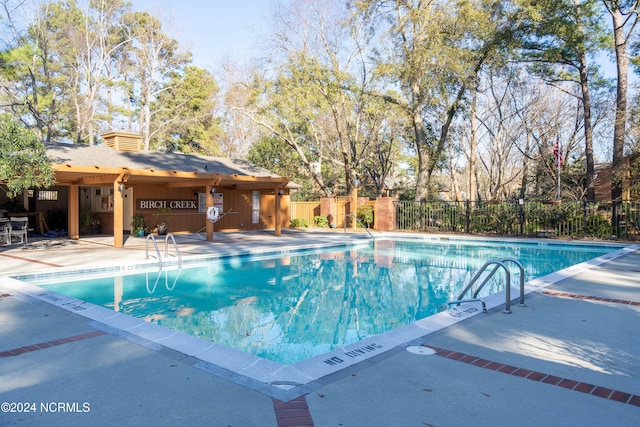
(213, 193, 223, 210)
(198, 193, 207, 213)
(197, 193, 224, 213)
(137, 199, 198, 210)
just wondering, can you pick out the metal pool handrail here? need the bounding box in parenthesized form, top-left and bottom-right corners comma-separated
(145, 234, 162, 267)
(344, 214, 375, 240)
(145, 233, 182, 268)
(448, 258, 526, 314)
(164, 233, 182, 268)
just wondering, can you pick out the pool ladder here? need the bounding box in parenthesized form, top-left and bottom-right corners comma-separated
(145, 233, 182, 268)
(447, 258, 525, 314)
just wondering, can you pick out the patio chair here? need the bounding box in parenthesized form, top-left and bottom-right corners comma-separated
(0, 218, 10, 245)
(9, 217, 28, 244)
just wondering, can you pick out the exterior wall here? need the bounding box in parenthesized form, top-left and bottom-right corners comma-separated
(594, 154, 639, 202)
(594, 166, 612, 202)
(131, 184, 287, 233)
(261, 193, 291, 230)
(129, 184, 199, 233)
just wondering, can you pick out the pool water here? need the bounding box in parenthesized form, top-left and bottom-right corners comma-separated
(28, 239, 617, 364)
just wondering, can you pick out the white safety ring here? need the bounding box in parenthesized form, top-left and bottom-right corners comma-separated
(207, 205, 220, 223)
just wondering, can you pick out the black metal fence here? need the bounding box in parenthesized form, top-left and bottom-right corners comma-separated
(395, 200, 640, 239)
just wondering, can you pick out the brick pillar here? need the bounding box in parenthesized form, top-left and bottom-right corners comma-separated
(320, 197, 337, 228)
(374, 197, 397, 231)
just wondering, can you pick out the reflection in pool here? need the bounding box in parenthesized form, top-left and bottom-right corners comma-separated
(32, 239, 617, 364)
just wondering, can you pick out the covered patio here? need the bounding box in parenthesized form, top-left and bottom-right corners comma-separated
(23, 137, 292, 248)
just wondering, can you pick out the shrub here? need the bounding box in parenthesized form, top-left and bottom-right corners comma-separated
(585, 213, 611, 238)
(357, 205, 374, 228)
(313, 215, 329, 227)
(289, 218, 309, 228)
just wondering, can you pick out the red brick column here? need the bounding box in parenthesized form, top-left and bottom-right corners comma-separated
(320, 197, 336, 227)
(374, 197, 397, 231)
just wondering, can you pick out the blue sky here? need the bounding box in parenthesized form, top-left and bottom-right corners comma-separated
(129, 1, 622, 79)
(130, 0, 273, 69)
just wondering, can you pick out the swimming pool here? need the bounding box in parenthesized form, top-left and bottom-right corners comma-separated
(21, 238, 619, 364)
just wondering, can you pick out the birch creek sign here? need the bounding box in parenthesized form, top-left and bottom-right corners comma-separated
(137, 199, 198, 210)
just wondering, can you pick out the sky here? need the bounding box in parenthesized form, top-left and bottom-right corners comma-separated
(128, 1, 624, 78)
(130, 0, 273, 70)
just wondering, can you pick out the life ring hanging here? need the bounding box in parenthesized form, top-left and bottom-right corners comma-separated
(207, 206, 220, 223)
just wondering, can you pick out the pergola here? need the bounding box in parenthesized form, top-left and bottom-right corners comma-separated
(51, 159, 290, 248)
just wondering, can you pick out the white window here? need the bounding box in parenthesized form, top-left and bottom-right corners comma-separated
(252, 191, 260, 224)
(38, 190, 58, 201)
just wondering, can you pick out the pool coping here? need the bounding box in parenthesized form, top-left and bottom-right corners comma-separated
(2, 236, 636, 401)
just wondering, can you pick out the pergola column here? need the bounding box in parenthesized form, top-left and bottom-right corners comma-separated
(113, 177, 124, 248)
(68, 184, 79, 240)
(275, 187, 282, 236)
(206, 185, 214, 241)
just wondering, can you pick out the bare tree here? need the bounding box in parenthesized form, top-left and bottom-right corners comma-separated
(218, 60, 264, 159)
(124, 10, 189, 150)
(475, 70, 527, 200)
(60, 0, 134, 144)
(602, 0, 639, 203)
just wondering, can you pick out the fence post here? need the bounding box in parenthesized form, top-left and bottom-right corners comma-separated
(612, 200, 620, 238)
(582, 200, 587, 238)
(519, 199, 524, 236)
(465, 200, 470, 233)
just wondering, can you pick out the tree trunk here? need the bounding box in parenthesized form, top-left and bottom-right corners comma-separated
(609, 6, 629, 203)
(412, 105, 429, 201)
(519, 134, 532, 199)
(447, 139, 462, 201)
(575, 1, 595, 201)
(468, 89, 478, 204)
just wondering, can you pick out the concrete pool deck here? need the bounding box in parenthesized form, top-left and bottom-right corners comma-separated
(0, 230, 639, 426)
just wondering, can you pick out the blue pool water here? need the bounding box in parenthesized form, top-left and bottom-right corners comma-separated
(26, 239, 618, 364)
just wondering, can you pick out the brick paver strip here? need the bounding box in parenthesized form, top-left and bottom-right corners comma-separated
(0, 330, 107, 358)
(273, 397, 314, 427)
(543, 291, 640, 306)
(2, 328, 317, 425)
(0, 252, 63, 267)
(424, 345, 639, 407)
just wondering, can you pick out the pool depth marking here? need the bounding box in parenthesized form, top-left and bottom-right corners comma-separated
(422, 345, 640, 408)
